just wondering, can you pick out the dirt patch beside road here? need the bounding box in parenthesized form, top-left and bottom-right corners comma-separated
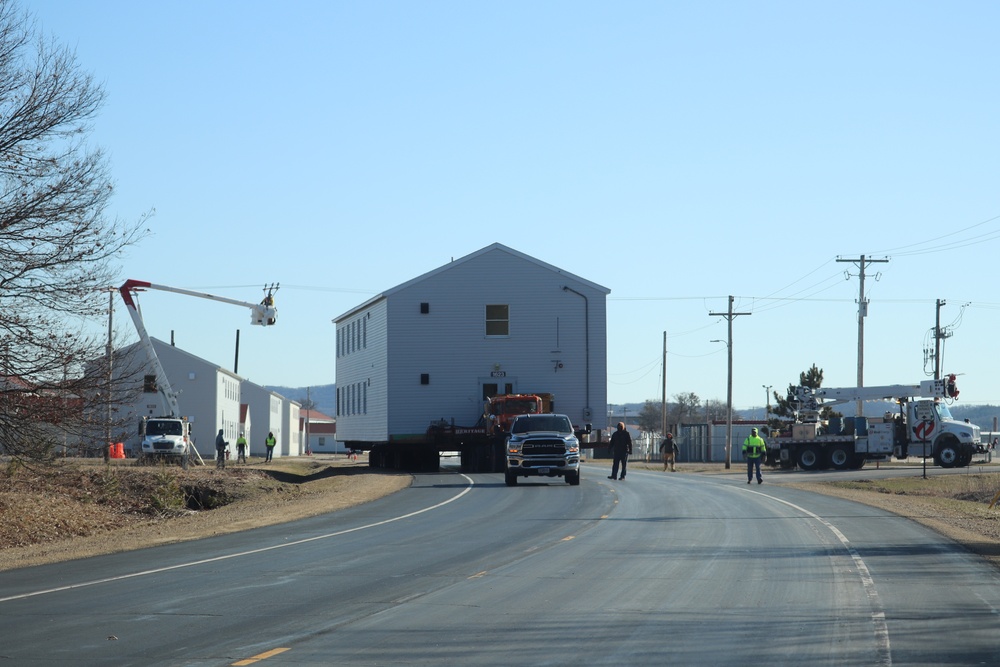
(0, 455, 410, 572)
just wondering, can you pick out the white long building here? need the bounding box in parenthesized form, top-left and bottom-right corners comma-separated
(110, 339, 301, 460)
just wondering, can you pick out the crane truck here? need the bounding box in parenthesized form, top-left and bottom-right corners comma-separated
(119, 279, 278, 466)
(768, 375, 979, 471)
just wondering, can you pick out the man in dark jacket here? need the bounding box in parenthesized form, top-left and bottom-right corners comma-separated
(608, 422, 632, 480)
(215, 429, 228, 470)
(660, 432, 679, 472)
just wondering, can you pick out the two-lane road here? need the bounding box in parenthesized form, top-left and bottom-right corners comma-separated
(2, 464, 999, 665)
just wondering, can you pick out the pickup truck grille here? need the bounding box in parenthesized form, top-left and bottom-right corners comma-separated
(522, 439, 567, 455)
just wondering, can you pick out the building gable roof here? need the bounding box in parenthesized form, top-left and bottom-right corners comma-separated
(333, 242, 610, 322)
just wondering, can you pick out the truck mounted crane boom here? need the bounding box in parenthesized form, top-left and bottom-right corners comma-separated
(792, 377, 959, 415)
(118, 280, 278, 466)
(118, 279, 278, 418)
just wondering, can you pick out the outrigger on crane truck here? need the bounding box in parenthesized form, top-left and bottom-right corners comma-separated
(119, 279, 278, 467)
(767, 374, 980, 471)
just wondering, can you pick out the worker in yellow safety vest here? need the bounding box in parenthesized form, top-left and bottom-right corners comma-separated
(265, 432, 276, 463)
(236, 434, 247, 463)
(742, 427, 766, 485)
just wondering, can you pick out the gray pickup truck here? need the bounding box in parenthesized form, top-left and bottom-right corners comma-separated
(504, 413, 581, 486)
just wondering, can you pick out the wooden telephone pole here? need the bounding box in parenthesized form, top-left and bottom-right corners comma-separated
(837, 255, 888, 416)
(709, 296, 750, 469)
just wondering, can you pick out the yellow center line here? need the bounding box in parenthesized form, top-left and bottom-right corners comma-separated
(232, 647, 291, 665)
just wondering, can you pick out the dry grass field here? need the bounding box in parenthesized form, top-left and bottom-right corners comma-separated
(0, 455, 410, 571)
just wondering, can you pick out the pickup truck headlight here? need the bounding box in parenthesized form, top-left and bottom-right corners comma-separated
(567, 439, 580, 453)
(507, 439, 522, 454)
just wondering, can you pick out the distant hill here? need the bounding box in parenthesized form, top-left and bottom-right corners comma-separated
(265, 384, 336, 417)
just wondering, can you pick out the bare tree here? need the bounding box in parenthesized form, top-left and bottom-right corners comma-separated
(670, 391, 701, 427)
(704, 398, 728, 422)
(0, 0, 148, 465)
(637, 400, 660, 435)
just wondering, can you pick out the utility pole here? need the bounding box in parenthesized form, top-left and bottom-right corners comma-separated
(762, 384, 772, 425)
(661, 331, 667, 438)
(709, 296, 751, 469)
(837, 255, 888, 417)
(305, 386, 311, 455)
(933, 299, 951, 380)
(105, 288, 114, 464)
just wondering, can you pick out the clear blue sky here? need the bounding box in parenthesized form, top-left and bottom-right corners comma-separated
(28, 1, 1000, 413)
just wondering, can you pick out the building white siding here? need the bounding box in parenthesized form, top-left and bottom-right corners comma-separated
(283, 401, 302, 456)
(240, 382, 286, 458)
(336, 298, 389, 442)
(334, 244, 608, 445)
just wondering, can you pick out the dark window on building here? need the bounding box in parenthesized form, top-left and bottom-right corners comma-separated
(143, 375, 157, 393)
(420, 373, 430, 385)
(486, 304, 509, 336)
(420, 302, 430, 314)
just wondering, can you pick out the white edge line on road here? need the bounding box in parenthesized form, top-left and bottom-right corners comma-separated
(748, 488, 892, 666)
(0, 474, 476, 604)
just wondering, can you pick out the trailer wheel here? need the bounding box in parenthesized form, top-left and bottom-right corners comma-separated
(505, 469, 518, 486)
(565, 470, 580, 486)
(827, 445, 852, 471)
(848, 454, 867, 470)
(797, 445, 822, 471)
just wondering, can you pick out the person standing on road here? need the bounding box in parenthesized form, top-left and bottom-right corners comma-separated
(215, 429, 228, 470)
(264, 431, 276, 463)
(743, 427, 766, 484)
(235, 433, 247, 463)
(659, 432, 679, 472)
(608, 422, 633, 480)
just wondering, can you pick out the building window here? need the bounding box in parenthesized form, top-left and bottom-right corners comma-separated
(143, 375, 157, 393)
(420, 373, 430, 385)
(485, 304, 509, 336)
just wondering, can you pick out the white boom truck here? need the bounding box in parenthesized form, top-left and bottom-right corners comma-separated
(769, 375, 979, 471)
(119, 279, 278, 466)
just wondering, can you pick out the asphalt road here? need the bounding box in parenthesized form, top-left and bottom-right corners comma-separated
(2, 463, 1000, 666)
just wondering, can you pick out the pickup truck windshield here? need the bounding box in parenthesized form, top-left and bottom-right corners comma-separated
(511, 415, 572, 434)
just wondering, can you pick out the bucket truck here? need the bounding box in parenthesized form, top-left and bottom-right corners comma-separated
(119, 280, 278, 466)
(769, 375, 978, 471)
